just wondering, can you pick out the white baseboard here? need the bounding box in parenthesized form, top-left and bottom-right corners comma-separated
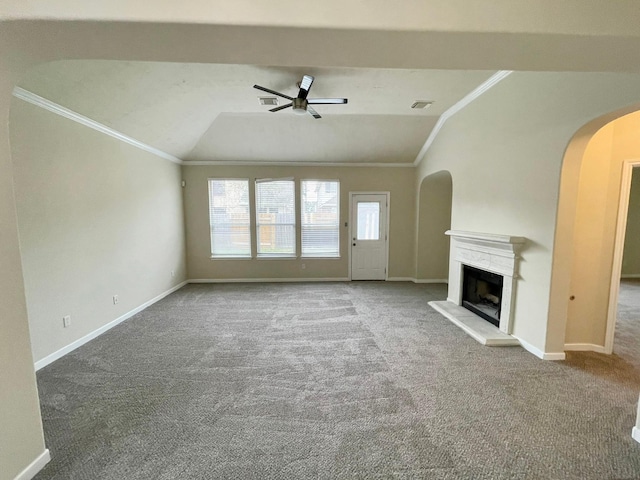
(189, 277, 349, 283)
(621, 274, 640, 279)
(633, 427, 640, 444)
(34, 281, 188, 370)
(564, 343, 607, 354)
(514, 335, 566, 361)
(387, 277, 448, 283)
(13, 449, 50, 480)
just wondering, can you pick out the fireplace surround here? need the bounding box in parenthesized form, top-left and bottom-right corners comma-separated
(445, 230, 525, 335)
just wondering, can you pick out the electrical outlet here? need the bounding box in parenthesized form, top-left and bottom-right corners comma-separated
(171, 270, 175, 278)
(113, 295, 119, 305)
(63, 315, 71, 328)
(301, 263, 306, 270)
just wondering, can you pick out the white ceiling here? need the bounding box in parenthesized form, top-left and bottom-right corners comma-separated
(19, 61, 496, 165)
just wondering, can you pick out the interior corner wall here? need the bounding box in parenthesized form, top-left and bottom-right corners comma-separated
(182, 165, 416, 280)
(416, 171, 452, 281)
(415, 71, 640, 356)
(622, 168, 640, 276)
(10, 99, 187, 365)
(565, 110, 640, 347)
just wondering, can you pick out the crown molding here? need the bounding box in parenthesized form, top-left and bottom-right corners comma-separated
(183, 160, 415, 168)
(14, 72, 511, 170)
(413, 70, 512, 166)
(12, 87, 183, 165)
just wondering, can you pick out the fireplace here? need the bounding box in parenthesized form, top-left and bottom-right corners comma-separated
(462, 265, 503, 327)
(444, 230, 525, 334)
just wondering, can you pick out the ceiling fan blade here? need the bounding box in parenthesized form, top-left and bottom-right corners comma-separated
(297, 75, 314, 99)
(253, 84, 294, 101)
(308, 98, 348, 104)
(307, 106, 321, 119)
(269, 103, 292, 113)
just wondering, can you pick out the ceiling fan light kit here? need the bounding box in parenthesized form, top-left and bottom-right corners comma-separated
(253, 74, 347, 119)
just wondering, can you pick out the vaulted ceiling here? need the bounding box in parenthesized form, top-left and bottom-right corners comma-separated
(18, 61, 496, 165)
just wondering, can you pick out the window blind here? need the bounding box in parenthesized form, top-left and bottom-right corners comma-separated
(301, 180, 340, 257)
(255, 179, 296, 256)
(208, 179, 251, 257)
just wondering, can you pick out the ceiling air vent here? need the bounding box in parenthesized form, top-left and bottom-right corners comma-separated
(259, 97, 278, 106)
(411, 101, 433, 109)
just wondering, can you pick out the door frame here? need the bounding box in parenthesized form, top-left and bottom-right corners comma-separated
(348, 191, 390, 281)
(605, 159, 640, 353)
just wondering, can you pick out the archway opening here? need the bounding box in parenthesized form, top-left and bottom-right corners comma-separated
(550, 108, 640, 355)
(416, 170, 452, 282)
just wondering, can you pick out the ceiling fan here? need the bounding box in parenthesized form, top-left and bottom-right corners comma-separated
(253, 75, 348, 119)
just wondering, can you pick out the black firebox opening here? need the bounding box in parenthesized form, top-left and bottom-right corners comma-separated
(462, 265, 503, 327)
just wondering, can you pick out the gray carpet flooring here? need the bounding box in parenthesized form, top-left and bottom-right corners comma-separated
(34, 282, 640, 479)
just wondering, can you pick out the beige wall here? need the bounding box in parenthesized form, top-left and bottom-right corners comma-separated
(622, 168, 640, 276)
(565, 111, 640, 347)
(11, 99, 187, 364)
(4, 5, 640, 478)
(183, 165, 416, 280)
(565, 124, 616, 345)
(417, 72, 640, 356)
(416, 170, 452, 281)
(0, 78, 46, 480)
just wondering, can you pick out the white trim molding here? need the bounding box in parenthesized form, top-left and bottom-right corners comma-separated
(564, 343, 607, 354)
(413, 70, 512, 166)
(12, 87, 182, 164)
(186, 160, 415, 168)
(633, 427, 640, 444)
(387, 277, 448, 284)
(34, 281, 188, 370)
(515, 335, 566, 361)
(13, 449, 50, 480)
(189, 277, 349, 283)
(605, 159, 640, 354)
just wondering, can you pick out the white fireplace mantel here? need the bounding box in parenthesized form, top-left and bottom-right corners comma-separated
(445, 230, 526, 335)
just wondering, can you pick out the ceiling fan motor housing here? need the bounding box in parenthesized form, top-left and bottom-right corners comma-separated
(292, 97, 308, 115)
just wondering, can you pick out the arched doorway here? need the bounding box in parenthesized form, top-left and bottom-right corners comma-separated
(550, 109, 640, 354)
(416, 170, 452, 282)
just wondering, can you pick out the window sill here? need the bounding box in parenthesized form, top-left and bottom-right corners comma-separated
(300, 256, 341, 260)
(210, 255, 252, 260)
(256, 255, 297, 260)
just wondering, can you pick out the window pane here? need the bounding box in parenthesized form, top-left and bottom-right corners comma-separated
(208, 179, 251, 257)
(301, 180, 340, 257)
(256, 180, 296, 256)
(357, 202, 380, 240)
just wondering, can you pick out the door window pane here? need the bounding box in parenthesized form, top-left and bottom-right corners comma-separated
(357, 202, 380, 240)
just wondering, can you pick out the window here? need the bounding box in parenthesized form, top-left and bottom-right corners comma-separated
(356, 202, 380, 240)
(255, 179, 296, 257)
(301, 180, 340, 257)
(208, 179, 251, 257)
